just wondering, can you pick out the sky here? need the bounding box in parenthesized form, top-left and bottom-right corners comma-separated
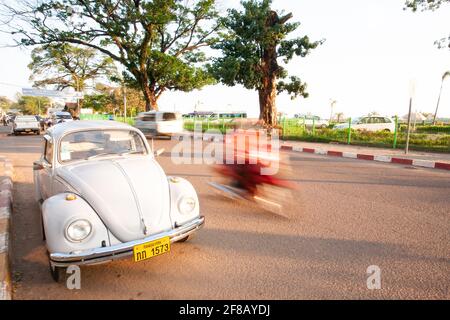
(0, 0, 449, 119)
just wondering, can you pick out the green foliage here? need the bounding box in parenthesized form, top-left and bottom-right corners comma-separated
(28, 44, 116, 91)
(83, 84, 147, 115)
(0, 96, 13, 110)
(16, 96, 50, 115)
(413, 125, 450, 134)
(405, 0, 448, 11)
(4, 0, 221, 109)
(209, 0, 322, 97)
(405, 0, 450, 49)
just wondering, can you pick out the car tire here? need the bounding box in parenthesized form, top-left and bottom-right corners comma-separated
(383, 129, 390, 132)
(177, 236, 189, 243)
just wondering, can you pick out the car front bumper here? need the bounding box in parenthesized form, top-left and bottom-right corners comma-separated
(50, 216, 205, 267)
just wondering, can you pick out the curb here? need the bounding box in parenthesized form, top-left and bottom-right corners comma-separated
(178, 132, 450, 171)
(280, 145, 450, 171)
(0, 156, 13, 300)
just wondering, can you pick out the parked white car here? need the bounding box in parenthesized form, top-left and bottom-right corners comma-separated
(12, 115, 41, 135)
(135, 111, 183, 137)
(334, 116, 396, 132)
(294, 115, 329, 128)
(33, 121, 204, 282)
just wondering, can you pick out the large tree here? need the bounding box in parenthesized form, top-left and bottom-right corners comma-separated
(3, 0, 220, 111)
(209, 0, 321, 127)
(29, 44, 116, 92)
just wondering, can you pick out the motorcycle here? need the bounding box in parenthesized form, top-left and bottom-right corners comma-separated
(208, 131, 296, 216)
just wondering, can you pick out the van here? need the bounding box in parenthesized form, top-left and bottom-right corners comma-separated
(135, 111, 183, 137)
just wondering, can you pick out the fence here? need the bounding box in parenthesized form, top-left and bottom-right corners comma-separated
(183, 116, 450, 153)
(79, 114, 135, 126)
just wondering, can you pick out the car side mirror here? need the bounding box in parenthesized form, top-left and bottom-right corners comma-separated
(33, 161, 51, 171)
(33, 161, 44, 171)
(154, 148, 165, 157)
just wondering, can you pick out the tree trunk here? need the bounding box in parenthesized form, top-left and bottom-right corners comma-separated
(258, 11, 285, 128)
(258, 75, 277, 128)
(141, 83, 159, 111)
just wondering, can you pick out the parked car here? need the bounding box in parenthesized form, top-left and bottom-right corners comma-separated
(33, 120, 204, 282)
(134, 111, 183, 137)
(49, 111, 73, 126)
(12, 115, 41, 135)
(334, 116, 395, 132)
(294, 115, 329, 128)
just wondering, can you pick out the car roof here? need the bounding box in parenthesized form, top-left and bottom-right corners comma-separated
(47, 120, 136, 140)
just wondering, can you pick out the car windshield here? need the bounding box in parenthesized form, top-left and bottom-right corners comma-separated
(59, 130, 147, 162)
(16, 116, 37, 122)
(351, 117, 362, 124)
(56, 114, 72, 119)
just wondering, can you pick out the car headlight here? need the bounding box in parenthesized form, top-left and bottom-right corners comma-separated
(178, 196, 197, 215)
(66, 219, 92, 242)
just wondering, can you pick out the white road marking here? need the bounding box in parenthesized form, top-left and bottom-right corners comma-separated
(374, 155, 392, 162)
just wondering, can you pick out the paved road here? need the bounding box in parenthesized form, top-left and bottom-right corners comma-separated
(0, 125, 449, 299)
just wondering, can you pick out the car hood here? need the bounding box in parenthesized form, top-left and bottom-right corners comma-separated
(57, 157, 172, 243)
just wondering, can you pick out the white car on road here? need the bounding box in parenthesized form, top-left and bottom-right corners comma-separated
(33, 121, 204, 282)
(135, 111, 183, 137)
(12, 115, 41, 135)
(334, 116, 396, 132)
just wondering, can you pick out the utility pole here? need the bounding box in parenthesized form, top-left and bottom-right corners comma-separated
(329, 99, 337, 123)
(405, 81, 415, 154)
(123, 85, 127, 121)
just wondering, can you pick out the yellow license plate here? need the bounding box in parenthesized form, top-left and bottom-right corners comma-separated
(133, 236, 171, 262)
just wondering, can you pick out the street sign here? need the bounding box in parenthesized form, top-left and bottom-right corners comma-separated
(22, 88, 83, 99)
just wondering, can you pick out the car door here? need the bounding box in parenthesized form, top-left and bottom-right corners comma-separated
(36, 135, 54, 200)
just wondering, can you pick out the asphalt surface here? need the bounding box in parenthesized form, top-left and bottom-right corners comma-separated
(0, 125, 449, 299)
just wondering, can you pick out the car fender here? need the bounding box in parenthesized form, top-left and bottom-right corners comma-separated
(42, 193, 110, 254)
(167, 177, 200, 226)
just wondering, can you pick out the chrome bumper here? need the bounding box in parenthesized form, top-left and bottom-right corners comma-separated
(50, 216, 205, 267)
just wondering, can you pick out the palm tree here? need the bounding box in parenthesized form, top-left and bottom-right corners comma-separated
(433, 71, 450, 125)
(335, 112, 344, 123)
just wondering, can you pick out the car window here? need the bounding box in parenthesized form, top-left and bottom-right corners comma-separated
(162, 113, 178, 121)
(59, 130, 147, 163)
(44, 140, 53, 164)
(359, 117, 369, 124)
(384, 118, 391, 123)
(16, 116, 37, 122)
(139, 114, 156, 122)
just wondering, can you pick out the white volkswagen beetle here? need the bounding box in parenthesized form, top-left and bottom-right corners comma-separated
(33, 120, 204, 282)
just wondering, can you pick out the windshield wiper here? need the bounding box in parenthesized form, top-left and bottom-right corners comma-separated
(120, 150, 144, 156)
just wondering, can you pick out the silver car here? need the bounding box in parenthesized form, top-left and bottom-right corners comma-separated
(33, 120, 204, 282)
